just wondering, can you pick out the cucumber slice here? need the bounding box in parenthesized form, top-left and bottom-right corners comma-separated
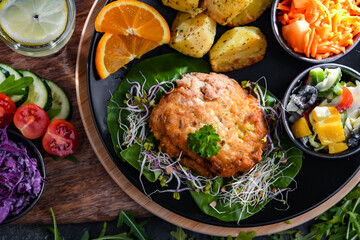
(0, 63, 21, 79)
(45, 80, 71, 120)
(0, 63, 28, 104)
(315, 68, 342, 92)
(18, 70, 52, 110)
(0, 70, 5, 82)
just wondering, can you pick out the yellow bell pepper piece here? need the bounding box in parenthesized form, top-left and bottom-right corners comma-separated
(312, 106, 340, 123)
(291, 117, 312, 138)
(329, 142, 348, 154)
(315, 121, 345, 145)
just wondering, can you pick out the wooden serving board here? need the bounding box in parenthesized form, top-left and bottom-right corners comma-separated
(0, 0, 150, 225)
(75, 0, 360, 237)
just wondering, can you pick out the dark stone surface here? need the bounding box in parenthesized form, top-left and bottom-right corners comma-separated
(0, 216, 314, 240)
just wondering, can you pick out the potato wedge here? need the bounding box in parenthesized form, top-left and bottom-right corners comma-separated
(169, 12, 216, 58)
(162, 0, 203, 16)
(209, 26, 267, 72)
(201, 0, 253, 25)
(228, 0, 273, 26)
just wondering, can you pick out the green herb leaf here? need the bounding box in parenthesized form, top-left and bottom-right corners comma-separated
(187, 125, 221, 158)
(0, 75, 33, 96)
(64, 154, 79, 164)
(170, 227, 187, 240)
(116, 211, 149, 240)
(51, 155, 60, 161)
(80, 231, 90, 240)
(234, 231, 257, 240)
(92, 233, 133, 240)
(50, 207, 61, 240)
(47, 109, 61, 120)
(268, 184, 360, 240)
(99, 222, 107, 237)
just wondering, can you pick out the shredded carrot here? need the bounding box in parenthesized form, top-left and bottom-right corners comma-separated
(277, 0, 360, 59)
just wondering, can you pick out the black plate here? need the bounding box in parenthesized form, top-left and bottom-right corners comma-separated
(87, 0, 360, 227)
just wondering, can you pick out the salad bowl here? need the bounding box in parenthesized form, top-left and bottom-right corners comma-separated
(282, 63, 360, 159)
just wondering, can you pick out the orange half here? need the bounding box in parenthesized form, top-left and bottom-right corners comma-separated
(95, 0, 170, 44)
(95, 33, 160, 79)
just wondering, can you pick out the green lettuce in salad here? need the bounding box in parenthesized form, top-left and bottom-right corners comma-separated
(107, 53, 303, 222)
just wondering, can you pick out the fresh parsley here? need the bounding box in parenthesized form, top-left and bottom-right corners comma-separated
(0, 75, 33, 96)
(187, 125, 221, 158)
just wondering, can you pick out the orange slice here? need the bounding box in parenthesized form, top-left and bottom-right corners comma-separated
(95, 0, 170, 44)
(95, 33, 160, 79)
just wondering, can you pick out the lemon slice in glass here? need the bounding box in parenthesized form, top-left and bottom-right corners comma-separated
(0, 0, 68, 45)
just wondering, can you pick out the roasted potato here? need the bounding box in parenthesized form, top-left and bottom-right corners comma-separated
(209, 26, 267, 72)
(228, 0, 273, 26)
(162, 0, 203, 16)
(201, 0, 253, 25)
(169, 12, 217, 58)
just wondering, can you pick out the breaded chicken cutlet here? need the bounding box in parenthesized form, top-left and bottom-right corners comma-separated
(149, 72, 268, 177)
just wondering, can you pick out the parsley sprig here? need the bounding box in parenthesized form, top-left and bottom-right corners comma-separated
(187, 125, 221, 158)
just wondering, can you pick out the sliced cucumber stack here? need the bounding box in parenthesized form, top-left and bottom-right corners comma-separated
(45, 80, 71, 120)
(18, 70, 52, 111)
(0, 63, 71, 121)
(0, 63, 28, 105)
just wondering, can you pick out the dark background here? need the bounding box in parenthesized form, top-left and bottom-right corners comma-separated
(0, 215, 314, 239)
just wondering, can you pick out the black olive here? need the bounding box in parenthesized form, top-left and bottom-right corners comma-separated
(293, 85, 318, 110)
(347, 132, 360, 148)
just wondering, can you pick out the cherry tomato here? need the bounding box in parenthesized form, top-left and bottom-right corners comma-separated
(336, 86, 353, 112)
(42, 119, 78, 157)
(0, 93, 16, 127)
(13, 103, 49, 139)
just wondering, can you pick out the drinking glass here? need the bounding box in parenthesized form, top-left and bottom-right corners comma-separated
(0, 0, 76, 57)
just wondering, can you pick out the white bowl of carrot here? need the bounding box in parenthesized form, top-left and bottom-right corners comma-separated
(271, 0, 360, 63)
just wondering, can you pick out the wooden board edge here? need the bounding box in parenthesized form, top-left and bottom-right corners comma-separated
(75, 0, 360, 236)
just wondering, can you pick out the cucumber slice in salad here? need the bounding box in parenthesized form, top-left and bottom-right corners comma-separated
(0, 63, 28, 105)
(45, 80, 71, 120)
(18, 70, 52, 111)
(315, 68, 342, 92)
(0, 70, 5, 82)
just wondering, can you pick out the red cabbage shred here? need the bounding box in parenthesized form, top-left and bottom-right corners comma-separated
(0, 126, 43, 224)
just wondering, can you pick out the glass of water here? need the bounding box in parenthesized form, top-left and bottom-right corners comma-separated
(0, 0, 76, 57)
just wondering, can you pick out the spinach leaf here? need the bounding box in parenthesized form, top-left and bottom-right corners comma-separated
(107, 53, 210, 182)
(120, 144, 160, 182)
